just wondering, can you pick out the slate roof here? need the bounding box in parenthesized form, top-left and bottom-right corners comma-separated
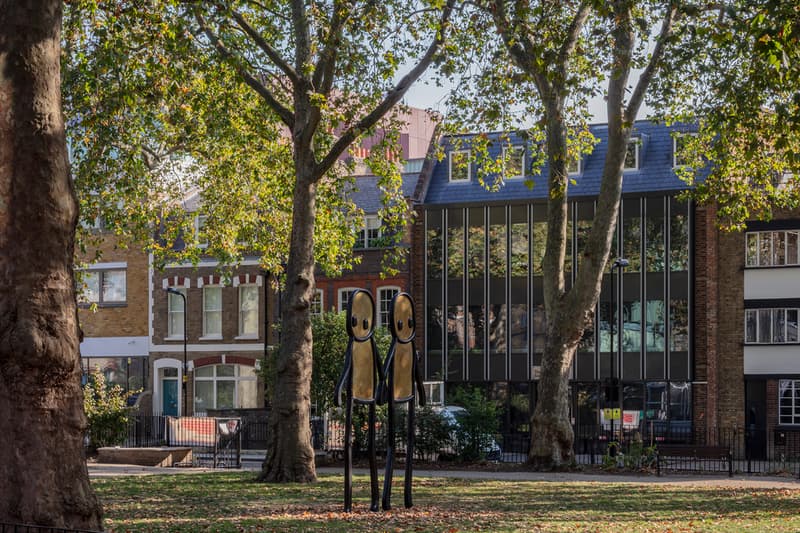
(347, 172, 421, 213)
(423, 121, 698, 205)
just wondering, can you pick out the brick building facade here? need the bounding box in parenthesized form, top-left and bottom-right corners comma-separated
(78, 233, 150, 395)
(149, 261, 274, 416)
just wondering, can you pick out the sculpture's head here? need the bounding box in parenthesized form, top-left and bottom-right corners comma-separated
(347, 289, 375, 342)
(389, 292, 415, 343)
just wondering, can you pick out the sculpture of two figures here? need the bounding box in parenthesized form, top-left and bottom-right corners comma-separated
(334, 289, 425, 512)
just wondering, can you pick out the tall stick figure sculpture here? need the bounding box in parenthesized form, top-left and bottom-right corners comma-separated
(334, 289, 383, 512)
(380, 292, 425, 510)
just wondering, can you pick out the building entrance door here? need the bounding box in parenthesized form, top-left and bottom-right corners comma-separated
(162, 378, 178, 416)
(745, 379, 767, 460)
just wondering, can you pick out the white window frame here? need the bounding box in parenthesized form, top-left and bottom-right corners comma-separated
(502, 146, 525, 180)
(624, 138, 640, 171)
(311, 289, 324, 316)
(194, 214, 208, 248)
(78, 267, 127, 305)
(449, 150, 471, 182)
(672, 134, 694, 169)
(201, 285, 223, 339)
(567, 155, 582, 175)
(745, 230, 800, 267)
(779, 379, 800, 425)
(423, 381, 445, 406)
(377, 286, 401, 328)
(355, 215, 383, 249)
(193, 364, 258, 415)
(744, 307, 800, 344)
(237, 285, 259, 339)
(338, 287, 358, 312)
(166, 287, 187, 340)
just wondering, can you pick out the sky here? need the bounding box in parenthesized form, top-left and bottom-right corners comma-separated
(402, 70, 651, 126)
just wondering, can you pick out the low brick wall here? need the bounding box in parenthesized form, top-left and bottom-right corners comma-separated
(97, 446, 193, 467)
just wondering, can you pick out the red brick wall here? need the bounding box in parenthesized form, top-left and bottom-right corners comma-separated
(695, 204, 749, 431)
(411, 205, 426, 359)
(716, 227, 746, 429)
(694, 205, 717, 428)
(152, 264, 276, 345)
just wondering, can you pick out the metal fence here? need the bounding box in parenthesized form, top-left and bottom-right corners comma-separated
(114, 414, 800, 475)
(116, 415, 243, 468)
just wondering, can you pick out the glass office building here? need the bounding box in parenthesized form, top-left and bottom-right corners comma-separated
(419, 122, 696, 434)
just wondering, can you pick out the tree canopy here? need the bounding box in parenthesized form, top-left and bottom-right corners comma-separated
(64, 0, 455, 482)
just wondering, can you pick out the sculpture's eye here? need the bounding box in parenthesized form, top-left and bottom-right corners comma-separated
(397, 320, 404, 331)
(351, 316, 358, 328)
(408, 318, 414, 329)
(363, 319, 369, 330)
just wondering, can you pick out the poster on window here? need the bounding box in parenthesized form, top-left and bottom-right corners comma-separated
(600, 409, 641, 430)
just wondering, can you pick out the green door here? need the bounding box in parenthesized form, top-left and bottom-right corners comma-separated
(162, 379, 178, 416)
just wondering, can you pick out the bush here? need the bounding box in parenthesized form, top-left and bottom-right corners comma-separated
(413, 404, 454, 461)
(83, 369, 138, 450)
(449, 387, 500, 462)
(329, 403, 388, 458)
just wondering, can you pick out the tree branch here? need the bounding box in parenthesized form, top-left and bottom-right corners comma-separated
(193, 8, 295, 129)
(606, 0, 633, 128)
(312, 0, 355, 94)
(624, 4, 677, 123)
(315, 0, 456, 178)
(491, 0, 553, 98)
(292, 0, 311, 76)
(555, 2, 591, 82)
(229, 7, 301, 86)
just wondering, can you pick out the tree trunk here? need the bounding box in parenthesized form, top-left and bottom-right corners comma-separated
(528, 306, 582, 468)
(259, 169, 317, 483)
(0, 1, 103, 528)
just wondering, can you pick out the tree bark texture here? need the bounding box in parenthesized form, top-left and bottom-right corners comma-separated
(259, 168, 317, 482)
(0, 1, 103, 528)
(529, 317, 580, 466)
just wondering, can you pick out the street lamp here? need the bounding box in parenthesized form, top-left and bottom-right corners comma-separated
(166, 287, 187, 417)
(611, 257, 629, 444)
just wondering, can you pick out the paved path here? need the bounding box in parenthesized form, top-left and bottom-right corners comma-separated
(87, 462, 800, 489)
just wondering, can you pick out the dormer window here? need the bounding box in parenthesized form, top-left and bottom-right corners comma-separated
(355, 215, 383, 248)
(449, 150, 471, 182)
(673, 134, 692, 168)
(567, 155, 582, 175)
(503, 146, 525, 180)
(194, 215, 208, 248)
(624, 138, 640, 171)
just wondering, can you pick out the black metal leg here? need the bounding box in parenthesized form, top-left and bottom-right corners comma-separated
(382, 395, 395, 510)
(344, 392, 353, 512)
(368, 403, 379, 511)
(404, 401, 416, 508)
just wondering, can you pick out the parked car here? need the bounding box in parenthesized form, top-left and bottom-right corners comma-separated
(436, 406, 502, 461)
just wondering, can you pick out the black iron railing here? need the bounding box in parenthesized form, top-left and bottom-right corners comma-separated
(106, 414, 800, 475)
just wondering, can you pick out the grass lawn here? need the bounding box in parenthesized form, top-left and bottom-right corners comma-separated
(93, 472, 800, 532)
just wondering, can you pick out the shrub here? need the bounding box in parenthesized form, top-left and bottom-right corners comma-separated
(83, 369, 138, 450)
(449, 386, 500, 462)
(329, 403, 388, 458)
(413, 404, 454, 461)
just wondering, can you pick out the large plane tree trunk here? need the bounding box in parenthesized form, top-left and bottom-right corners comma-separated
(529, 312, 582, 466)
(0, 1, 103, 528)
(259, 167, 317, 482)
